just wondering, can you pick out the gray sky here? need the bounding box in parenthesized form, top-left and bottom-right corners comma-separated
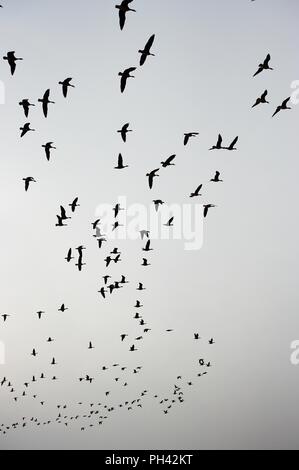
(0, 0, 299, 450)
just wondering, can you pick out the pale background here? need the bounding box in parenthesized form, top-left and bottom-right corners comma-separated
(0, 0, 299, 450)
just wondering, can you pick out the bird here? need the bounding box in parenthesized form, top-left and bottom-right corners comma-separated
(37, 311, 45, 320)
(1, 314, 9, 322)
(76, 259, 86, 272)
(88, 342, 94, 350)
(252, 90, 269, 108)
(142, 258, 150, 266)
(20, 123, 35, 137)
(190, 184, 203, 198)
(117, 123, 132, 142)
(209, 338, 215, 345)
(161, 155, 176, 168)
(115, 153, 128, 169)
(253, 54, 273, 77)
(146, 169, 159, 189)
(58, 304, 68, 313)
(65, 249, 74, 263)
(119, 67, 136, 93)
(194, 333, 200, 340)
(203, 204, 216, 218)
(139, 34, 155, 66)
(69, 198, 80, 212)
(115, 0, 136, 31)
(19, 99, 35, 117)
(31, 349, 37, 357)
(272, 97, 291, 117)
(3, 51, 23, 75)
(121, 334, 128, 342)
(22, 177, 36, 192)
(114, 204, 124, 218)
(92, 219, 101, 230)
(152, 201, 164, 214)
(38, 89, 55, 118)
(59, 78, 75, 98)
(76, 246, 86, 257)
(99, 287, 107, 299)
(224, 136, 238, 151)
(137, 283, 146, 291)
(130, 345, 137, 352)
(143, 240, 153, 252)
(97, 238, 107, 249)
(184, 132, 199, 146)
(210, 171, 223, 182)
(42, 142, 56, 161)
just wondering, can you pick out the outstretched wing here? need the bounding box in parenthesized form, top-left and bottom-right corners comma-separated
(282, 97, 290, 107)
(165, 154, 176, 165)
(9, 59, 16, 76)
(120, 75, 127, 93)
(261, 89, 268, 100)
(43, 101, 48, 118)
(253, 65, 262, 77)
(145, 34, 155, 52)
(216, 134, 222, 147)
(264, 53, 271, 67)
(118, 154, 124, 167)
(229, 136, 238, 149)
(184, 134, 189, 146)
(119, 10, 126, 30)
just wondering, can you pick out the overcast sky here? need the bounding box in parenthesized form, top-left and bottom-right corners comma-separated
(0, 0, 299, 450)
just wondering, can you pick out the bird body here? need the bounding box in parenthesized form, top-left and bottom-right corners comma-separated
(116, 0, 136, 30)
(3, 51, 23, 75)
(119, 67, 136, 93)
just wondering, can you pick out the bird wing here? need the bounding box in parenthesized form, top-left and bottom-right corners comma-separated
(184, 134, 189, 146)
(272, 106, 280, 117)
(264, 53, 271, 66)
(120, 74, 127, 93)
(282, 97, 290, 107)
(62, 82, 68, 98)
(119, 10, 126, 30)
(229, 136, 238, 149)
(43, 101, 48, 118)
(169, 217, 174, 225)
(24, 179, 29, 191)
(216, 134, 222, 147)
(118, 154, 123, 166)
(145, 34, 155, 52)
(9, 59, 16, 76)
(45, 146, 50, 161)
(261, 89, 268, 100)
(44, 89, 50, 100)
(203, 206, 209, 218)
(140, 52, 147, 67)
(195, 184, 203, 194)
(60, 206, 67, 218)
(253, 65, 262, 77)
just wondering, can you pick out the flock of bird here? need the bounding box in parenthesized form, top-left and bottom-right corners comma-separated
(0, 0, 293, 441)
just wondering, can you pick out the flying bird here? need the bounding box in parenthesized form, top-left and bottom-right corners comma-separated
(59, 78, 75, 98)
(146, 169, 159, 189)
(65, 249, 74, 263)
(190, 184, 203, 198)
(253, 54, 273, 77)
(19, 99, 35, 117)
(115, 0, 136, 31)
(209, 134, 223, 150)
(69, 198, 80, 212)
(20, 123, 35, 137)
(272, 97, 291, 117)
(115, 153, 128, 169)
(42, 142, 56, 161)
(38, 89, 55, 118)
(119, 67, 136, 93)
(23, 177, 36, 191)
(184, 132, 199, 146)
(139, 34, 155, 66)
(164, 217, 174, 227)
(252, 90, 269, 108)
(3, 51, 23, 75)
(153, 200, 164, 212)
(210, 171, 223, 183)
(117, 123, 132, 142)
(203, 204, 216, 218)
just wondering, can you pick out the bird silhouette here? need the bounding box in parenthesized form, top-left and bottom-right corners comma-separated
(190, 184, 203, 198)
(38, 89, 55, 118)
(253, 54, 273, 77)
(3, 51, 23, 75)
(59, 78, 75, 98)
(69, 198, 80, 212)
(164, 217, 174, 227)
(252, 90, 269, 108)
(146, 169, 159, 189)
(184, 132, 199, 146)
(19, 99, 35, 117)
(20, 123, 35, 138)
(115, 153, 128, 169)
(153, 200, 164, 212)
(272, 97, 291, 117)
(139, 34, 155, 66)
(209, 134, 223, 150)
(210, 171, 223, 183)
(23, 177, 36, 191)
(58, 304, 68, 313)
(42, 142, 56, 161)
(118, 123, 132, 142)
(119, 67, 136, 93)
(203, 204, 216, 218)
(115, 0, 136, 30)
(161, 155, 176, 168)
(65, 249, 74, 262)
(143, 240, 153, 252)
